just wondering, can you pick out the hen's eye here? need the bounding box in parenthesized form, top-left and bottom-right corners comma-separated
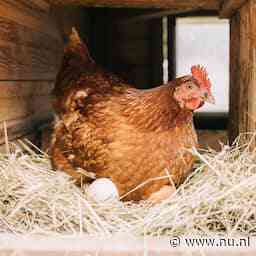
(187, 85, 193, 89)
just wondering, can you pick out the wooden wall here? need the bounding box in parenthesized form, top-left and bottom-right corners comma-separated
(229, 0, 256, 142)
(0, 2, 163, 150)
(0, 1, 91, 150)
(0, 1, 61, 149)
(87, 8, 163, 89)
(106, 9, 163, 88)
(47, 0, 220, 10)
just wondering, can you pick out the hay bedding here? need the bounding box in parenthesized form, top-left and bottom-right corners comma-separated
(0, 134, 256, 237)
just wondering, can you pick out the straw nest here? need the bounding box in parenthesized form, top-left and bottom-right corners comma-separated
(0, 134, 256, 237)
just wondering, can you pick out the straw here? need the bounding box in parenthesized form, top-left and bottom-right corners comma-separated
(0, 135, 256, 237)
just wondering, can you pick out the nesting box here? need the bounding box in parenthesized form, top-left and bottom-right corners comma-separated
(1, 0, 255, 151)
(0, 0, 256, 254)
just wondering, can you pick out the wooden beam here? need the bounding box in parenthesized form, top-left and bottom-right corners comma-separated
(219, 0, 248, 18)
(229, 12, 241, 142)
(8, 0, 51, 13)
(47, 0, 220, 10)
(118, 8, 198, 25)
(229, 0, 256, 142)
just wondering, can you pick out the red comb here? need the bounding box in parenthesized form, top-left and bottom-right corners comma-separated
(191, 65, 211, 91)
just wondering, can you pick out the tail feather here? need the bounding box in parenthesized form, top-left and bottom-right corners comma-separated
(65, 27, 94, 64)
(68, 27, 82, 46)
(53, 28, 95, 96)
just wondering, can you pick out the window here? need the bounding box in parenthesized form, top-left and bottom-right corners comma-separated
(163, 16, 230, 130)
(175, 17, 230, 114)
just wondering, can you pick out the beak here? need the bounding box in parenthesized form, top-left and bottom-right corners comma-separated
(206, 93, 215, 104)
(201, 91, 215, 104)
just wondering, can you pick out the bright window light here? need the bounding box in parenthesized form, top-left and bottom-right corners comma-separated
(175, 17, 229, 113)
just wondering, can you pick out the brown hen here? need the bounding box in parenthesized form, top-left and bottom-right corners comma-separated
(51, 29, 215, 202)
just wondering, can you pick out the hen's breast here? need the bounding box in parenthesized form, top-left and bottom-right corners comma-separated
(71, 97, 198, 201)
(104, 120, 197, 200)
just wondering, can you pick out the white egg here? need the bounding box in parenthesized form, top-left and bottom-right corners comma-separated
(87, 178, 119, 203)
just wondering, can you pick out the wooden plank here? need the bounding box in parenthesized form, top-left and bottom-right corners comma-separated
(229, 12, 241, 142)
(0, 234, 256, 255)
(11, 0, 50, 13)
(46, 0, 220, 10)
(0, 16, 62, 52)
(0, 0, 61, 40)
(0, 95, 52, 122)
(118, 8, 198, 25)
(0, 113, 53, 146)
(219, 0, 248, 18)
(0, 1, 64, 80)
(0, 16, 63, 80)
(0, 81, 53, 147)
(0, 97, 51, 125)
(0, 39, 62, 80)
(0, 81, 53, 123)
(229, 0, 256, 142)
(0, 81, 53, 98)
(240, 0, 256, 135)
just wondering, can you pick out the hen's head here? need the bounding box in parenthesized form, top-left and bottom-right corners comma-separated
(173, 65, 215, 111)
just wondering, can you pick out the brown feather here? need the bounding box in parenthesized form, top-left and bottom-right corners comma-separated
(50, 29, 198, 201)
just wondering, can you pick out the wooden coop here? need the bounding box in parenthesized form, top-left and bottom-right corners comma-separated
(0, 0, 255, 151)
(1, 1, 256, 255)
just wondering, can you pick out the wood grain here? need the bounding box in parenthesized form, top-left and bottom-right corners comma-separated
(118, 8, 199, 25)
(0, 0, 61, 40)
(219, 0, 248, 18)
(0, 81, 53, 123)
(46, 0, 220, 10)
(0, 1, 92, 147)
(0, 16, 63, 80)
(229, 0, 256, 142)
(229, 11, 241, 142)
(17, 0, 50, 12)
(0, 113, 53, 146)
(0, 81, 53, 147)
(0, 39, 61, 81)
(240, 0, 256, 134)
